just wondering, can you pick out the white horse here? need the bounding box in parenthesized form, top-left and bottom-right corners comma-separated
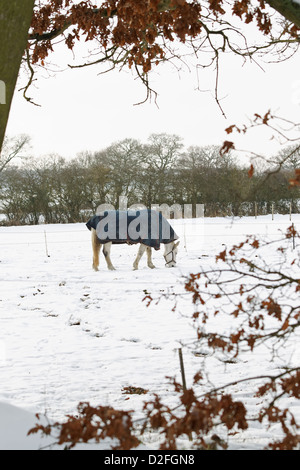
(90, 229, 180, 271)
(87, 209, 180, 271)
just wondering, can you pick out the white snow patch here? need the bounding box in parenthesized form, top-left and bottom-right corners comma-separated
(0, 214, 299, 449)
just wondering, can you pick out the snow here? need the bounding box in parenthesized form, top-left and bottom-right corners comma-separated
(0, 214, 299, 450)
(0, 402, 55, 450)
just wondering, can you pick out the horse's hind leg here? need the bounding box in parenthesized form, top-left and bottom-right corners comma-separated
(91, 228, 101, 271)
(146, 247, 155, 269)
(133, 244, 146, 270)
(103, 242, 116, 271)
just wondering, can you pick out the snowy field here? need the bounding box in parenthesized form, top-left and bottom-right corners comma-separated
(0, 214, 299, 450)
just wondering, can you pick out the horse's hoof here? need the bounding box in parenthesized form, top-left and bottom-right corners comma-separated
(148, 264, 156, 269)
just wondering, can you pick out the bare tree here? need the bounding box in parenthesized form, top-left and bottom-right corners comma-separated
(93, 138, 143, 207)
(143, 133, 184, 204)
(0, 135, 30, 173)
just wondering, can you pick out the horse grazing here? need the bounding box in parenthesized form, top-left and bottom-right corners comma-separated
(86, 209, 180, 271)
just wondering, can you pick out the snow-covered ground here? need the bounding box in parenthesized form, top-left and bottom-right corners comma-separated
(0, 214, 299, 450)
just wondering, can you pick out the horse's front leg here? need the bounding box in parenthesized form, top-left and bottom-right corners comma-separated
(103, 242, 116, 271)
(146, 247, 155, 269)
(133, 243, 146, 270)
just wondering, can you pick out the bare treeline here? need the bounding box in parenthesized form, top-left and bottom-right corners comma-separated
(0, 133, 299, 225)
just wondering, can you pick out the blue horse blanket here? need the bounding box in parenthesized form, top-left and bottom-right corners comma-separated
(86, 209, 178, 250)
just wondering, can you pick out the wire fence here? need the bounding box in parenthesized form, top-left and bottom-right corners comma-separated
(0, 217, 298, 286)
(0, 215, 298, 247)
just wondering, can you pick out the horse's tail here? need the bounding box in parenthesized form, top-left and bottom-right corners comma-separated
(91, 228, 101, 271)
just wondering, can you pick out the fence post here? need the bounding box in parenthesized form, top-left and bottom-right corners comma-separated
(178, 348, 192, 441)
(178, 348, 187, 391)
(292, 223, 295, 250)
(44, 230, 50, 257)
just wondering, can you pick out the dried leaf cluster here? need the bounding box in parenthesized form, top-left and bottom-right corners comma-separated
(28, 402, 140, 450)
(24, 0, 300, 106)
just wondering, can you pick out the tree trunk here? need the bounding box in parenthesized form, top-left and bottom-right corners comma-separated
(266, 0, 300, 28)
(0, 0, 35, 154)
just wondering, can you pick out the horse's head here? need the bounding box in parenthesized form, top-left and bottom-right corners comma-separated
(164, 241, 180, 268)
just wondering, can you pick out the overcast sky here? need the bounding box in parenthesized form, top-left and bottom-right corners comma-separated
(5, 28, 300, 162)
